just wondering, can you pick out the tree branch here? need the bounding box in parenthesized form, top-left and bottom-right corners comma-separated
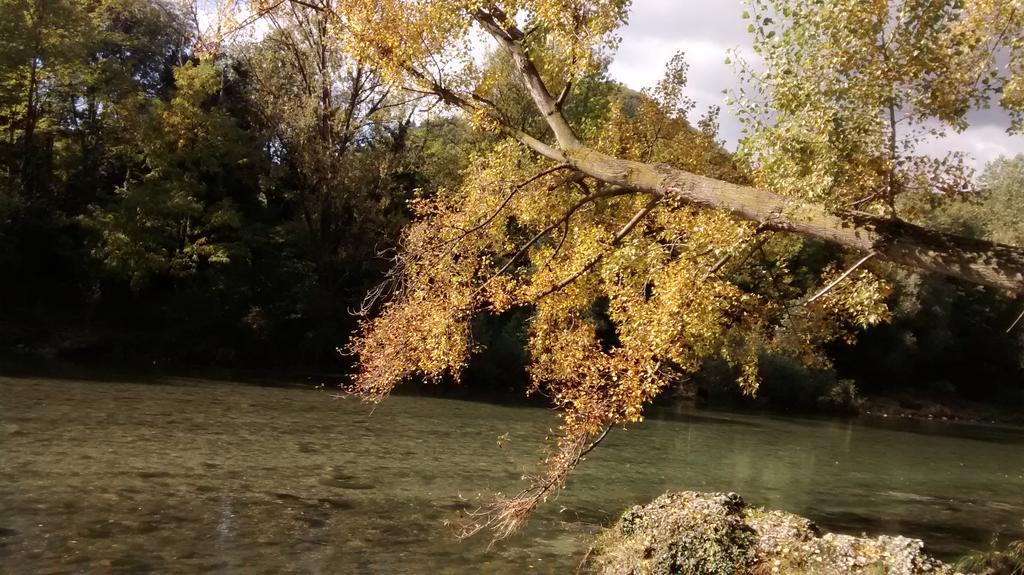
(804, 252, 877, 306)
(555, 81, 572, 109)
(539, 197, 661, 297)
(472, 7, 580, 149)
(492, 186, 638, 278)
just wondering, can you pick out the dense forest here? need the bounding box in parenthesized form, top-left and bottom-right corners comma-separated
(1, 0, 437, 366)
(1, 0, 1022, 415)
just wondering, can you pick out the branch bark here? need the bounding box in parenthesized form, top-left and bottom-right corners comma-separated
(589, 153, 1024, 294)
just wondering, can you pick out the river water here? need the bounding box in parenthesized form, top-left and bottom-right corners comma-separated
(1, 374, 1022, 574)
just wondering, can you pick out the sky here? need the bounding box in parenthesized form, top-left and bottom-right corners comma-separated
(606, 0, 1024, 171)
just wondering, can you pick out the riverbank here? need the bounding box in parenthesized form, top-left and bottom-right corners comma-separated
(5, 354, 1024, 427)
(859, 393, 1024, 426)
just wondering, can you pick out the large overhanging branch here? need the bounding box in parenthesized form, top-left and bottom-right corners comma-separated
(455, 6, 1024, 295)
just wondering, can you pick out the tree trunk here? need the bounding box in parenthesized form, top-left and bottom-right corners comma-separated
(560, 145, 1024, 294)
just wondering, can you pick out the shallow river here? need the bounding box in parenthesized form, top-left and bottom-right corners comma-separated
(1, 374, 1022, 573)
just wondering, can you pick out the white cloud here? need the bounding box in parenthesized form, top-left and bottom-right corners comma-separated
(919, 125, 1023, 172)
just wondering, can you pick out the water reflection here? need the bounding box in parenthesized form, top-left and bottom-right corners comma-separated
(0, 374, 1022, 574)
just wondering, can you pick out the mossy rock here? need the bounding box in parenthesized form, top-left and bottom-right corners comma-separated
(585, 491, 963, 575)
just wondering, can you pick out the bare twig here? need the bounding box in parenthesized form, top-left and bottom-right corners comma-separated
(847, 191, 880, 208)
(491, 186, 638, 279)
(456, 423, 612, 542)
(555, 80, 572, 109)
(539, 197, 661, 298)
(803, 252, 877, 306)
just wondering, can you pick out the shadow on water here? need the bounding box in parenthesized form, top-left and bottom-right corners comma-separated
(805, 508, 1017, 556)
(856, 416, 1024, 445)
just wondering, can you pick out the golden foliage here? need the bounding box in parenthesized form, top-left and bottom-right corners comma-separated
(311, 0, 1018, 538)
(346, 56, 892, 535)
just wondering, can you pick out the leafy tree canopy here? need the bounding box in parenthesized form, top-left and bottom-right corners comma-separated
(232, 0, 1024, 535)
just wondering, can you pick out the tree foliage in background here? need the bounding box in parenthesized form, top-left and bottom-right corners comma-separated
(0, 0, 435, 364)
(243, 3, 416, 272)
(81, 61, 258, 287)
(733, 0, 996, 215)
(850, 155, 1024, 401)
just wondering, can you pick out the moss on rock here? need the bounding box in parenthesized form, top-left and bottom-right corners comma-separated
(585, 492, 963, 575)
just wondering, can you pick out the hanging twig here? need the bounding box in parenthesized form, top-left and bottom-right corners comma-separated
(548, 221, 572, 267)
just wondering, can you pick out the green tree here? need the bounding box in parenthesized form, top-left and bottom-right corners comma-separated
(82, 61, 258, 287)
(847, 155, 1024, 401)
(733, 0, 994, 216)
(0, 0, 187, 326)
(242, 2, 415, 271)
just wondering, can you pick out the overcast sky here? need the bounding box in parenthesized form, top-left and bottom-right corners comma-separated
(606, 0, 1024, 171)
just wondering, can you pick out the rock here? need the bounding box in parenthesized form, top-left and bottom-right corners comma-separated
(584, 492, 963, 575)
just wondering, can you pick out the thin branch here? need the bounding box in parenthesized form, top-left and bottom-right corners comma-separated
(1006, 303, 1024, 334)
(472, 7, 579, 148)
(703, 229, 770, 280)
(458, 164, 571, 238)
(847, 191, 880, 208)
(555, 80, 572, 109)
(729, 234, 771, 272)
(577, 424, 612, 460)
(707, 251, 732, 277)
(539, 197, 661, 298)
(803, 252, 877, 306)
(610, 197, 662, 245)
(549, 220, 571, 267)
(456, 423, 610, 542)
(416, 163, 574, 261)
(491, 186, 638, 279)
(412, 63, 567, 161)
(286, 0, 325, 11)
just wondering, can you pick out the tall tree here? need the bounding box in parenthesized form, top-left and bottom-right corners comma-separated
(241, 0, 419, 270)
(0, 0, 188, 320)
(81, 61, 260, 287)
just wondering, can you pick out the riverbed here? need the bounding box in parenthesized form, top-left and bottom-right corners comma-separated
(1, 374, 1022, 573)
